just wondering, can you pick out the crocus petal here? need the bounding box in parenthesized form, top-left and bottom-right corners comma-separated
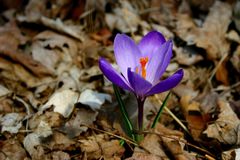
(146, 69, 183, 96)
(127, 68, 152, 97)
(114, 34, 141, 79)
(138, 31, 166, 57)
(99, 58, 132, 91)
(145, 40, 172, 84)
(157, 41, 173, 80)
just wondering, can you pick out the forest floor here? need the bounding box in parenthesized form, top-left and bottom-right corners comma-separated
(0, 0, 239, 159)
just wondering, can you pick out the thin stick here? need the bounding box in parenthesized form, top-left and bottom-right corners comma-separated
(154, 95, 190, 134)
(208, 52, 228, 89)
(81, 124, 138, 146)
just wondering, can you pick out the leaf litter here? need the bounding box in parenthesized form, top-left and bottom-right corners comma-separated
(0, 0, 239, 159)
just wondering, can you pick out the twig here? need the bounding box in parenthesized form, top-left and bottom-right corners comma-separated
(208, 52, 228, 89)
(154, 95, 190, 134)
(81, 124, 138, 146)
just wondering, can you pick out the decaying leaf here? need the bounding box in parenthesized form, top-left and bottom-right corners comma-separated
(0, 84, 11, 97)
(1, 139, 28, 160)
(175, 46, 203, 66)
(51, 151, 70, 160)
(216, 58, 229, 85)
(41, 89, 79, 118)
(105, 0, 140, 33)
(222, 148, 240, 160)
(139, 134, 168, 158)
(230, 45, 240, 73)
(180, 95, 208, 141)
(125, 152, 163, 160)
(23, 133, 41, 157)
(1, 112, 25, 134)
(79, 134, 125, 159)
(31, 30, 78, 73)
(60, 107, 98, 138)
(176, 1, 231, 60)
(204, 100, 240, 145)
(29, 111, 63, 130)
(79, 89, 112, 110)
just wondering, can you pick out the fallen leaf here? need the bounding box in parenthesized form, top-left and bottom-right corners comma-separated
(79, 134, 125, 159)
(230, 45, 240, 73)
(31, 30, 78, 74)
(222, 148, 240, 160)
(41, 89, 79, 118)
(216, 58, 229, 85)
(23, 133, 41, 157)
(203, 100, 240, 145)
(40, 16, 84, 41)
(175, 46, 203, 66)
(78, 89, 112, 110)
(35, 120, 53, 138)
(48, 131, 75, 150)
(125, 152, 162, 160)
(0, 84, 11, 97)
(149, 0, 178, 27)
(176, 1, 232, 60)
(60, 107, 98, 138)
(105, 0, 140, 33)
(1, 112, 25, 134)
(29, 111, 63, 130)
(139, 134, 168, 158)
(52, 151, 70, 160)
(226, 30, 240, 43)
(180, 95, 207, 141)
(1, 139, 28, 160)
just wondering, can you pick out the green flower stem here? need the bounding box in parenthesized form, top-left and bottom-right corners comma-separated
(136, 97, 145, 142)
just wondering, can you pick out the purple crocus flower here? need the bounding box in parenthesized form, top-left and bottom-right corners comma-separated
(99, 31, 183, 131)
(99, 31, 183, 99)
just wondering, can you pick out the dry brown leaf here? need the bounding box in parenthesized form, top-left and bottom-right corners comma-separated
(203, 100, 240, 145)
(41, 89, 79, 118)
(222, 148, 240, 160)
(173, 84, 199, 99)
(176, 1, 231, 60)
(150, 0, 178, 27)
(1, 112, 25, 134)
(0, 22, 28, 50)
(19, 0, 72, 21)
(180, 95, 208, 141)
(48, 131, 75, 150)
(0, 98, 13, 114)
(52, 151, 70, 160)
(187, 0, 215, 11)
(174, 46, 203, 66)
(126, 151, 162, 160)
(105, 0, 140, 33)
(139, 134, 168, 158)
(0, 46, 53, 77)
(155, 124, 197, 160)
(215, 58, 229, 85)
(79, 134, 125, 159)
(31, 30, 78, 74)
(0, 22, 52, 77)
(60, 107, 98, 138)
(1, 139, 28, 160)
(29, 111, 63, 130)
(79, 89, 112, 110)
(193, 1, 231, 60)
(230, 45, 240, 73)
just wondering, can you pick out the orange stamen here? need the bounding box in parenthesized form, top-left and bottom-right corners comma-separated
(135, 67, 139, 74)
(139, 57, 149, 79)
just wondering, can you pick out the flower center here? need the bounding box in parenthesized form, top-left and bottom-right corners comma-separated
(137, 57, 149, 79)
